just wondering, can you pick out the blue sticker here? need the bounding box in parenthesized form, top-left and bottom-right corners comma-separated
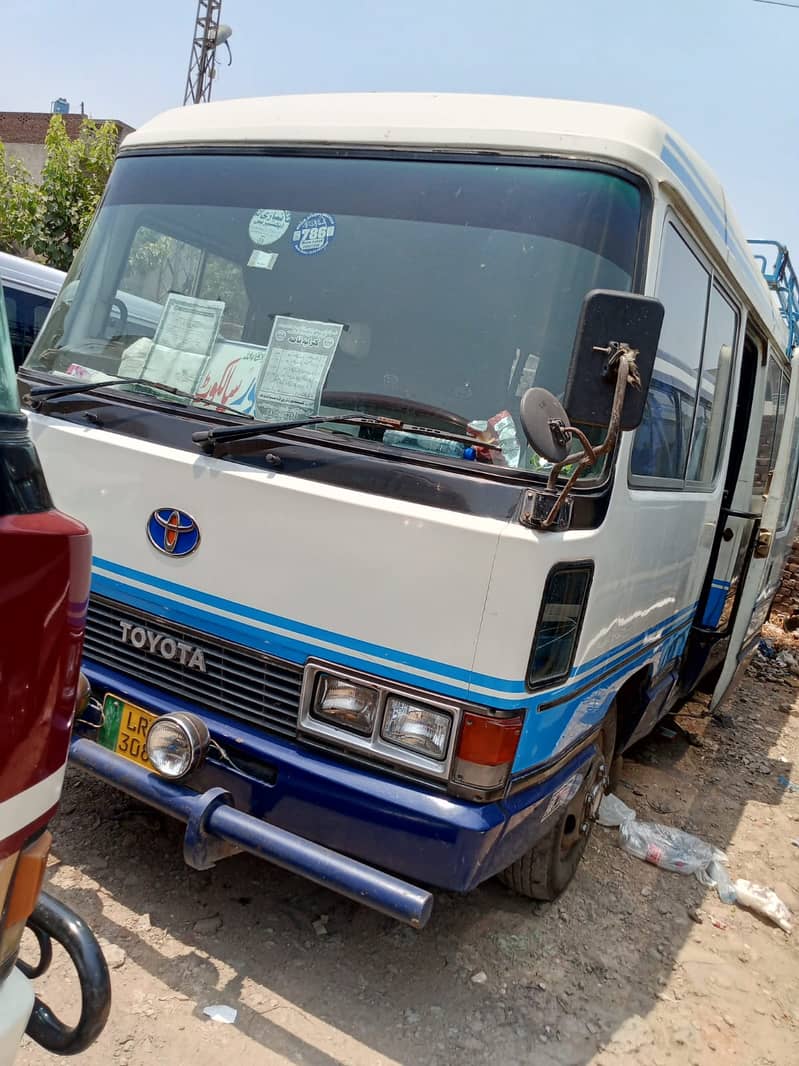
(292, 212, 336, 256)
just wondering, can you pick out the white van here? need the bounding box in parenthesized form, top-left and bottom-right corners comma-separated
(0, 253, 64, 369)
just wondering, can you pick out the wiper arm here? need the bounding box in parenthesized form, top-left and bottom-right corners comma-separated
(192, 414, 502, 454)
(25, 376, 247, 419)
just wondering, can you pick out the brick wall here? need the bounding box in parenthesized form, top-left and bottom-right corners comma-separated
(0, 112, 133, 144)
(772, 536, 799, 613)
(0, 112, 134, 182)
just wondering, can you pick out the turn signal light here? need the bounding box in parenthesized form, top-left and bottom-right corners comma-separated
(0, 832, 51, 976)
(451, 713, 523, 795)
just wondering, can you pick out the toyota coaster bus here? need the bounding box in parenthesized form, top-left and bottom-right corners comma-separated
(17, 94, 799, 926)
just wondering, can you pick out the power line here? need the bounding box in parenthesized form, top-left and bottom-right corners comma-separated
(753, 1, 799, 9)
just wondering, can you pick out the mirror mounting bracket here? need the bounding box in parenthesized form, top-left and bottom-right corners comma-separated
(519, 489, 573, 532)
(521, 345, 639, 532)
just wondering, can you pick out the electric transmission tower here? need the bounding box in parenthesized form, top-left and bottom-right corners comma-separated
(184, 1, 232, 105)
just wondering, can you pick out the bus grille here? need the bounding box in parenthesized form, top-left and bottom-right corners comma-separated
(83, 595, 303, 738)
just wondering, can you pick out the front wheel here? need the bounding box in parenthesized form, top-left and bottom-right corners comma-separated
(498, 710, 616, 901)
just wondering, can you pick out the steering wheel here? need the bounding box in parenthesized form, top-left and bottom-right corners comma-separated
(321, 390, 471, 434)
(109, 297, 128, 337)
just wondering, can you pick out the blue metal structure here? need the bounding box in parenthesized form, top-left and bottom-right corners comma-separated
(748, 239, 799, 354)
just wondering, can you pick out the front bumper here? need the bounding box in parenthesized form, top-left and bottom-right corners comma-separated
(78, 662, 600, 913)
(71, 736, 434, 927)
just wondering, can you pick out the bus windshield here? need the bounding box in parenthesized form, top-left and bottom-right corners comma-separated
(25, 153, 641, 471)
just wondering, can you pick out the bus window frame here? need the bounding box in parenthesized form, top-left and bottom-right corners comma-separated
(629, 211, 742, 493)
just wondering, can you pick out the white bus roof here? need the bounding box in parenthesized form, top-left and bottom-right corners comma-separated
(122, 93, 787, 352)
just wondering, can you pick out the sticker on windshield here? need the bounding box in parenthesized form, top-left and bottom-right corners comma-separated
(248, 249, 278, 270)
(292, 213, 336, 256)
(249, 209, 291, 246)
(194, 341, 267, 416)
(255, 316, 343, 420)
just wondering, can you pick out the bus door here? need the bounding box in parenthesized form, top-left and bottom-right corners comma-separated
(707, 341, 799, 707)
(680, 332, 763, 695)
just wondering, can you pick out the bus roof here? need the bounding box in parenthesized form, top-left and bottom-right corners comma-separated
(122, 93, 788, 352)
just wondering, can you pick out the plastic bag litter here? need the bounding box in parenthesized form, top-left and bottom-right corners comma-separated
(776, 650, 799, 672)
(203, 1004, 238, 1024)
(597, 793, 637, 828)
(619, 820, 727, 885)
(707, 858, 737, 904)
(734, 880, 793, 933)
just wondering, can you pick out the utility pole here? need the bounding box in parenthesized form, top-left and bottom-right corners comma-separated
(184, 1, 232, 106)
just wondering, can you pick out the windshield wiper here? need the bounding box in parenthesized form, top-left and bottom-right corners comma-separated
(25, 376, 248, 419)
(192, 414, 502, 454)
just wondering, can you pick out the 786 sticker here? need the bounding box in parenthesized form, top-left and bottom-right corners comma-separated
(292, 212, 336, 256)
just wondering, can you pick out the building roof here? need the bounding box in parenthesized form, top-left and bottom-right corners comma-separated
(0, 112, 133, 144)
(120, 93, 787, 350)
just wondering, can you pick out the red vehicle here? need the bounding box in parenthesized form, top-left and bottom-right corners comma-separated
(0, 282, 109, 1060)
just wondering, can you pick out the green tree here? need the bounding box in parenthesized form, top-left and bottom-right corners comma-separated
(32, 115, 118, 270)
(0, 115, 118, 270)
(0, 145, 37, 256)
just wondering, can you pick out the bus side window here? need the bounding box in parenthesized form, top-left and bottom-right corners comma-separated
(630, 223, 710, 483)
(631, 382, 681, 478)
(2, 284, 55, 368)
(685, 285, 738, 484)
(777, 409, 799, 531)
(752, 356, 788, 507)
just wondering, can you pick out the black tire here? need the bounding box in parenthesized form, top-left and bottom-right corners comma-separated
(608, 752, 624, 794)
(499, 709, 617, 901)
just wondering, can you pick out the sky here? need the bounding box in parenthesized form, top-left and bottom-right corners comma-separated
(3, 0, 798, 256)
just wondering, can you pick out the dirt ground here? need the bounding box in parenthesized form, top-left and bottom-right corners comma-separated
(18, 628, 799, 1066)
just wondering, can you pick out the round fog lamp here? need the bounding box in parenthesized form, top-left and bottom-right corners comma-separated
(146, 712, 210, 779)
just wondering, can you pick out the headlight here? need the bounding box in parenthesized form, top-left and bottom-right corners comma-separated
(312, 675, 380, 735)
(299, 661, 466, 786)
(382, 697, 452, 760)
(146, 712, 209, 779)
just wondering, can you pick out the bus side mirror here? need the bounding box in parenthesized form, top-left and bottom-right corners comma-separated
(517, 290, 664, 530)
(563, 289, 664, 431)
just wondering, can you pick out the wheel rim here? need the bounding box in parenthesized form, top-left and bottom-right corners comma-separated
(557, 758, 604, 861)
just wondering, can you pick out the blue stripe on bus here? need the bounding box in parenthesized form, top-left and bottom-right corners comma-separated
(92, 557, 700, 710)
(662, 135, 723, 223)
(91, 571, 491, 705)
(513, 620, 693, 770)
(573, 601, 697, 677)
(93, 555, 491, 687)
(661, 136, 769, 300)
(661, 142, 726, 242)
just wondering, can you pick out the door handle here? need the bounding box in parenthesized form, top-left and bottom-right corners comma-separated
(754, 528, 773, 558)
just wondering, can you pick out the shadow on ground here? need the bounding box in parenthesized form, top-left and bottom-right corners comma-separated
(35, 663, 796, 1065)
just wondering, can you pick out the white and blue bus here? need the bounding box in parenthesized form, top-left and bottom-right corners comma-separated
(18, 95, 799, 925)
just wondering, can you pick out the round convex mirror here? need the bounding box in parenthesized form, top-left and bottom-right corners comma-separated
(518, 388, 571, 464)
